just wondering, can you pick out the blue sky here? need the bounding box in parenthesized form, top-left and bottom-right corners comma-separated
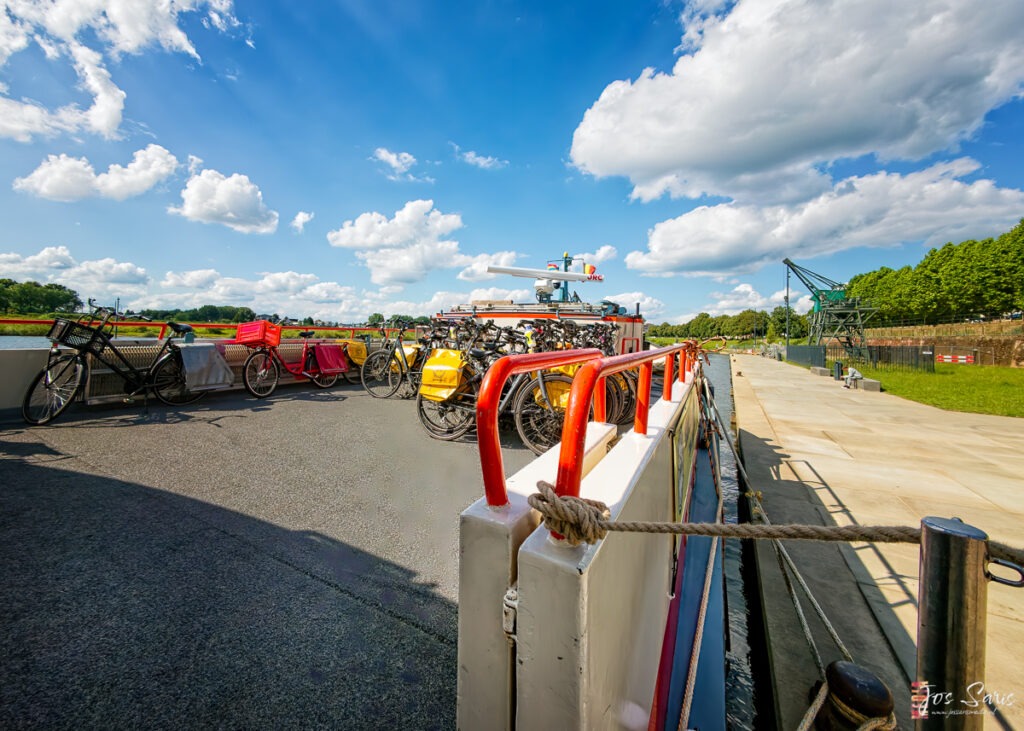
(2, 0, 1023, 324)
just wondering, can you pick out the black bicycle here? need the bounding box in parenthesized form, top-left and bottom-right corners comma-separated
(360, 320, 433, 399)
(22, 302, 203, 425)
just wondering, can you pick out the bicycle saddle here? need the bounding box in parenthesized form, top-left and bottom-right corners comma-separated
(167, 322, 193, 335)
(299, 331, 315, 338)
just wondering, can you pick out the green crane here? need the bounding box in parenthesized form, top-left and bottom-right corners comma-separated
(783, 258, 877, 358)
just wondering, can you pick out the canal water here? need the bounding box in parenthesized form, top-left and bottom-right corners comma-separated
(0, 336, 50, 349)
(705, 353, 760, 729)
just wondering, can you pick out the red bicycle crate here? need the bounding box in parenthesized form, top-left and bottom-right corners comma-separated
(235, 320, 282, 347)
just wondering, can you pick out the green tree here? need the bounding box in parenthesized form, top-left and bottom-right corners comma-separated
(687, 312, 714, 339)
(367, 312, 384, 325)
(0, 280, 81, 314)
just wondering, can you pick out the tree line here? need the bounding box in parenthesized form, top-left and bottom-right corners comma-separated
(648, 306, 809, 341)
(846, 219, 1024, 324)
(0, 279, 82, 314)
(652, 220, 1024, 339)
(135, 305, 259, 323)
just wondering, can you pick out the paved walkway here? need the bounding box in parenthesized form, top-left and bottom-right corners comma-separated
(731, 354, 1024, 729)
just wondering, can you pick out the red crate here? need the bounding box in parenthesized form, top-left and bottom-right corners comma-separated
(235, 320, 282, 347)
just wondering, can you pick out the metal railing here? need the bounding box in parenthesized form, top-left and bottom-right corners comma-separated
(1, 317, 396, 341)
(476, 349, 604, 507)
(554, 343, 699, 500)
(826, 344, 935, 373)
(786, 345, 826, 368)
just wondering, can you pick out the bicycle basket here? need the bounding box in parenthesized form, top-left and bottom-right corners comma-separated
(235, 320, 282, 347)
(47, 318, 106, 354)
(419, 348, 466, 402)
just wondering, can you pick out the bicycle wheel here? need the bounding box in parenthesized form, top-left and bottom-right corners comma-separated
(152, 354, 206, 406)
(310, 371, 339, 388)
(512, 373, 575, 456)
(613, 371, 638, 425)
(22, 354, 85, 425)
(416, 378, 479, 441)
(361, 349, 402, 398)
(602, 375, 623, 424)
(243, 350, 280, 398)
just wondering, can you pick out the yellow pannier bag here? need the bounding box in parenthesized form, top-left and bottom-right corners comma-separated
(419, 348, 466, 402)
(550, 363, 580, 377)
(336, 339, 368, 366)
(534, 370, 575, 410)
(399, 342, 421, 367)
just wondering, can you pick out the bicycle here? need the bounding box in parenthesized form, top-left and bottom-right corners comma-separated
(359, 320, 434, 399)
(416, 321, 577, 453)
(239, 320, 351, 398)
(22, 302, 203, 426)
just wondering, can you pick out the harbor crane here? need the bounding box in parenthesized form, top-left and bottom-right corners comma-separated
(783, 258, 877, 358)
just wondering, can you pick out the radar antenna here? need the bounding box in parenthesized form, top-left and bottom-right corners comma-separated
(487, 252, 604, 303)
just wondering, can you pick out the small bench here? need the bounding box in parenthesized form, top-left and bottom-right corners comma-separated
(810, 367, 831, 377)
(852, 378, 881, 392)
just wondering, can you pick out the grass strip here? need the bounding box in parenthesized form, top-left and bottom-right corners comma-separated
(843, 363, 1024, 418)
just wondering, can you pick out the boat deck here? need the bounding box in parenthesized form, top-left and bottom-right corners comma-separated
(0, 384, 536, 728)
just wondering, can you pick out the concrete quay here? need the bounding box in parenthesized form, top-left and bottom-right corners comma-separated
(731, 353, 1024, 729)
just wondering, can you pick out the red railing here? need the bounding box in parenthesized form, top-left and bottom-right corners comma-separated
(476, 349, 604, 507)
(554, 343, 699, 502)
(3, 318, 392, 340)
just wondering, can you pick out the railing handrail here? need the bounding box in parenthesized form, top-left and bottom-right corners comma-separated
(1, 317, 396, 340)
(477, 349, 604, 507)
(555, 343, 699, 501)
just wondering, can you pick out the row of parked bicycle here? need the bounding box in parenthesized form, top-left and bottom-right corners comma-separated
(21, 304, 639, 455)
(354, 317, 639, 454)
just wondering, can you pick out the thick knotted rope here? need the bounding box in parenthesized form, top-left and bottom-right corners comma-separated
(528, 481, 1024, 566)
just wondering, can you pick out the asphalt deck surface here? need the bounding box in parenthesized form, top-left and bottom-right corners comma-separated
(731, 354, 1024, 730)
(0, 383, 535, 729)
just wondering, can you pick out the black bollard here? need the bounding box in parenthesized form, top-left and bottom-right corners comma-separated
(815, 661, 894, 730)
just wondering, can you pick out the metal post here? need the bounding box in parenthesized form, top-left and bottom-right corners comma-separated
(915, 517, 988, 730)
(785, 268, 791, 350)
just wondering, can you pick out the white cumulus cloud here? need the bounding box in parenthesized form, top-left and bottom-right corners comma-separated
(372, 147, 432, 182)
(571, 245, 617, 270)
(291, 210, 314, 233)
(169, 168, 279, 234)
(327, 200, 468, 286)
(0, 246, 149, 302)
(3, 244, 539, 323)
(0, 245, 76, 277)
(571, 0, 1024, 204)
(625, 160, 1024, 277)
(451, 142, 508, 170)
(13, 144, 179, 201)
(454, 251, 519, 281)
(0, 2, 237, 142)
(162, 269, 221, 289)
(603, 291, 665, 318)
(327, 199, 461, 250)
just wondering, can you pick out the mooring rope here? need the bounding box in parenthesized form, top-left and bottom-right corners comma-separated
(528, 481, 1024, 566)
